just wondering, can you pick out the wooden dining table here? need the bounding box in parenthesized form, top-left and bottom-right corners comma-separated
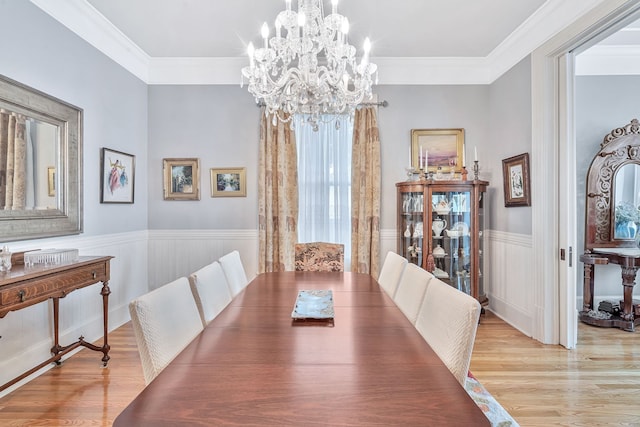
(114, 272, 489, 426)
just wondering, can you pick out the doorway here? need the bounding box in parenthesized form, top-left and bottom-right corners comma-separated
(531, 2, 640, 348)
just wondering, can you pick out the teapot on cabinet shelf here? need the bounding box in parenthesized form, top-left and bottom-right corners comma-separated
(434, 199, 451, 215)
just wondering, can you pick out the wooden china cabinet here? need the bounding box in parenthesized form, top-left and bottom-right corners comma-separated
(396, 179, 489, 306)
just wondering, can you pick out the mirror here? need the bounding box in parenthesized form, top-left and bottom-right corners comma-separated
(613, 163, 640, 240)
(0, 74, 82, 241)
(585, 119, 640, 249)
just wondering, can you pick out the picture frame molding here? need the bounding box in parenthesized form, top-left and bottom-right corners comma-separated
(100, 147, 135, 204)
(411, 128, 465, 173)
(163, 158, 201, 201)
(210, 167, 247, 197)
(502, 152, 531, 207)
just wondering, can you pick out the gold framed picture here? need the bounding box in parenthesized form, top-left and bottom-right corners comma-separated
(411, 128, 465, 173)
(47, 166, 55, 197)
(210, 167, 247, 197)
(163, 158, 200, 201)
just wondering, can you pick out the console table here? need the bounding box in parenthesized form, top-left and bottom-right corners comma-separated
(0, 255, 113, 392)
(580, 248, 640, 332)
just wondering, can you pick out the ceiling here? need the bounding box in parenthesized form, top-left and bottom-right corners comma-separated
(30, 0, 640, 84)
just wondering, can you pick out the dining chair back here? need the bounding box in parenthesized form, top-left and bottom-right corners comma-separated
(294, 242, 344, 272)
(188, 261, 232, 326)
(128, 277, 204, 384)
(219, 250, 249, 298)
(393, 263, 433, 324)
(415, 278, 481, 386)
(377, 251, 408, 298)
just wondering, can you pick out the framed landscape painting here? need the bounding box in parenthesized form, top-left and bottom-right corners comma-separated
(100, 148, 135, 203)
(411, 128, 465, 173)
(163, 158, 201, 200)
(211, 167, 247, 197)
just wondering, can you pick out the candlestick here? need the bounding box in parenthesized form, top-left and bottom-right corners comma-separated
(473, 160, 479, 181)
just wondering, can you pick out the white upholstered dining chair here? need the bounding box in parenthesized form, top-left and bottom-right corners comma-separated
(377, 251, 408, 298)
(219, 250, 249, 298)
(128, 277, 204, 384)
(415, 278, 481, 386)
(393, 263, 433, 324)
(188, 261, 232, 326)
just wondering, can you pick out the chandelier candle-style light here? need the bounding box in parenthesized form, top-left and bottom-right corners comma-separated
(241, 0, 378, 128)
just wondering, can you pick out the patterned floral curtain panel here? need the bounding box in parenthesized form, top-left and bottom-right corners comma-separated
(0, 110, 27, 210)
(258, 109, 299, 272)
(351, 107, 381, 276)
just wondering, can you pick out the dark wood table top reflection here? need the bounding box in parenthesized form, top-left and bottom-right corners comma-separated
(114, 272, 489, 426)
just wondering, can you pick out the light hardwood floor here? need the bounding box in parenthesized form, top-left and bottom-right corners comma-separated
(0, 311, 639, 426)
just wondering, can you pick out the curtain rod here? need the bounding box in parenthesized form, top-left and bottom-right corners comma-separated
(256, 100, 388, 108)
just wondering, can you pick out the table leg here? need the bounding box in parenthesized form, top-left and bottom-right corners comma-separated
(100, 280, 111, 365)
(620, 266, 638, 322)
(583, 263, 594, 311)
(50, 297, 63, 365)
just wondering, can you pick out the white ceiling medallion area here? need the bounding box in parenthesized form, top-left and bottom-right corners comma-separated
(30, 0, 624, 85)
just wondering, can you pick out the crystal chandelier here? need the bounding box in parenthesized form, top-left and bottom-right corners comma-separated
(241, 0, 378, 128)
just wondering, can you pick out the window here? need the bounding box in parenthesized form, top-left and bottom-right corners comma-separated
(295, 115, 353, 270)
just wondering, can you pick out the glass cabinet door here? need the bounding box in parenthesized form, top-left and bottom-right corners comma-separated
(399, 190, 424, 266)
(431, 190, 472, 294)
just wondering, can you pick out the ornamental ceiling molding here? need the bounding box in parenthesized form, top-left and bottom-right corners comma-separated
(30, 0, 622, 85)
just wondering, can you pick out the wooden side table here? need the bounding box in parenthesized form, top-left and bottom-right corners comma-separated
(0, 255, 113, 392)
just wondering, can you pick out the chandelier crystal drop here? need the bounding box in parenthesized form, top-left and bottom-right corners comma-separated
(241, 0, 378, 128)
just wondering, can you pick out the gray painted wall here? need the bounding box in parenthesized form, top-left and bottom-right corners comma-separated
(375, 84, 490, 229)
(147, 85, 260, 229)
(1, 1, 535, 242)
(147, 84, 492, 231)
(486, 56, 532, 234)
(575, 75, 640, 297)
(0, 1, 149, 239)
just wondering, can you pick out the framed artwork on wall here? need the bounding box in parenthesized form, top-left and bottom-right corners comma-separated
(210, 167, 247, 197)
(163, 158, 201, 201)
(411, 128, 465, 173)
(502, 152, 531, 207)
(47, 167, 55, 197)
(100, 148, 135, 203)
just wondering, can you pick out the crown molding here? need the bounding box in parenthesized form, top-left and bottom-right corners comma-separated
(486, 0, 610, 81)
(29, 0, 150, 82)
(31, 0, 629, 85)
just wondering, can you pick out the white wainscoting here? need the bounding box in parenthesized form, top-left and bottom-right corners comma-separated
(148, 229, 395, 286)
(147, 229, 259, 290)
(0, 230, 148, 397)
(485, 230, 534, 337)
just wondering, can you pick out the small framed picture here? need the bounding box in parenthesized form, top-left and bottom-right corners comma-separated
(47, 167, 55, 197)
(502, 153, 531, 207)
(163, 158, 200, 200)
(100, 148, 135, 204)
(411, 128, 465, 173)
(210, 168, 247, 197)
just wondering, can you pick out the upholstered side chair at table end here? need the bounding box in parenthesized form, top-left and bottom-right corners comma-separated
(294, 242, 345, 272)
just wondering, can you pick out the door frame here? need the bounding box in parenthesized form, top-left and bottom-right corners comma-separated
(531, 0, 640, 346)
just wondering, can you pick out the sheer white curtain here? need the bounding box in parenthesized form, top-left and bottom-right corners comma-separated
(295, 115, 353, 270)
